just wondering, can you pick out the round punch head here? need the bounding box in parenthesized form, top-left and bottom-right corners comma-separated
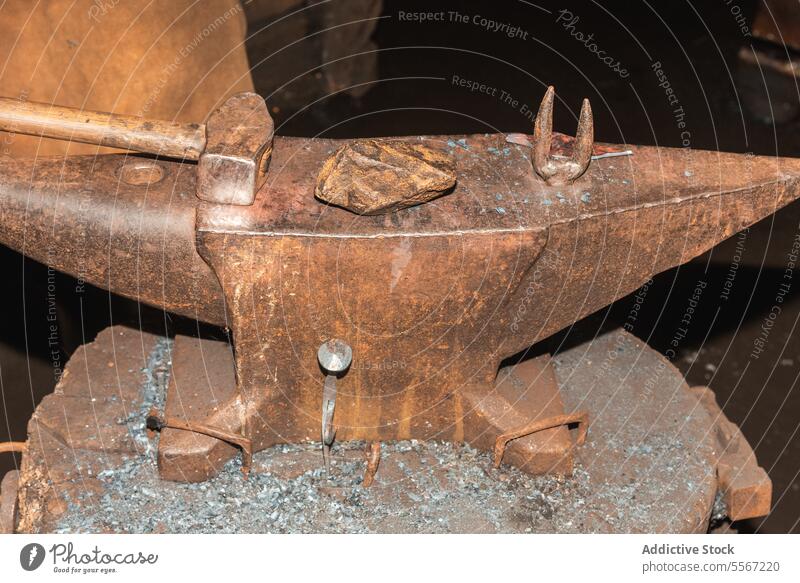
(317, 339, 352, 374)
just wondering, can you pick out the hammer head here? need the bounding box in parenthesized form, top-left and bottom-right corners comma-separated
(197, 92, 274, 205)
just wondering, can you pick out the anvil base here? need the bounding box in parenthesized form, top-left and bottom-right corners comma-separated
(1, 325, 772, 533)
(156, 334, 576, 482)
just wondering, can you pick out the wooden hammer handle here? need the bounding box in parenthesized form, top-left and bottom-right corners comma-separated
(0, 97, 206, 160)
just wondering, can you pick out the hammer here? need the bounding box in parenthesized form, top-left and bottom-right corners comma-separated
(0, 93, 273, 205)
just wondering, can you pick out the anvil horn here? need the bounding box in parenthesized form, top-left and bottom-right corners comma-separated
(506, 143, 800, 355)
(0, 154, 227, 324)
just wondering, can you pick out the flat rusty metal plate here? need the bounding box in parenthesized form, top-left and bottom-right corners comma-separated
(12, 325, 724, 533)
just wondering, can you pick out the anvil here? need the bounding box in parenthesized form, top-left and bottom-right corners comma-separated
(1, 89, 798, 484)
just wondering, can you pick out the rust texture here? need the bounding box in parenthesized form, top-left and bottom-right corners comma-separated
(0, 153, 225, 323)
(493, 411, 588, 469)
(463, 355, 575, 476)
(157, 335, 240, 482)
(315, 139, 457, 214)
(190, 126, 800, 481)
(146, 412, 253, 477)
(157, 338, 578, 481)
(362, 442, 381, 487)
(197, 92, 274, 205)
(1, 88, 796, 487)
(691, 387, 773, 521)
(3, 123, 798, 334)
(533, 86, 593, 185)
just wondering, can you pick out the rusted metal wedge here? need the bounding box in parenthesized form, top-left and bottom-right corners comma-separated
(146, 411, 253, 476)
(533, 86, 593, 185)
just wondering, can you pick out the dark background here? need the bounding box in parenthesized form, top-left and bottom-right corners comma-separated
(2, 0, 799, 532)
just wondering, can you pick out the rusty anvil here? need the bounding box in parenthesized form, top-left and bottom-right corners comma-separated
(1, 88, 798, 485)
